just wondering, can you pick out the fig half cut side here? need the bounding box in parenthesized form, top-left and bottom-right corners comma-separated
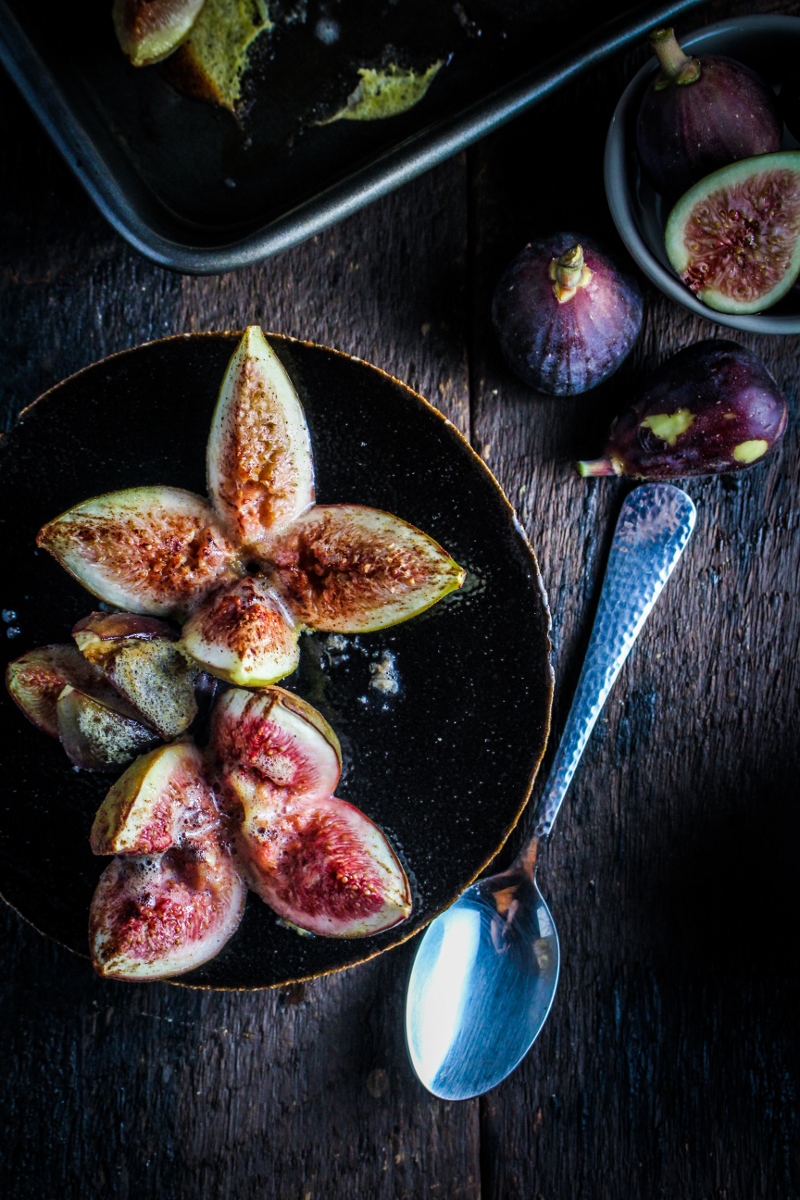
(89, 846, 246, 980)
(267, 504, 466, 632)
(181, 576, 300, 686)
(113, 0, 207, 68)
(37, 487, 239, 619)
(211, 686, 341, 804)
(57, 685, 160, 771)
(6, 644, 109, 738)
(73, 612, 178, 657)
(230, 780, 412, 938)
(665, 153, 800, 314)
(91, 742, 218, 856)
(207, 325, 315, 548)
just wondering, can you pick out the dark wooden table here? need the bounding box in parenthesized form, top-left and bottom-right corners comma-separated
(2, 1, 799, 1196)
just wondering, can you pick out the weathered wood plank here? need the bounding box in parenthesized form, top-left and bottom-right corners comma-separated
(470, 0, 800, 1196)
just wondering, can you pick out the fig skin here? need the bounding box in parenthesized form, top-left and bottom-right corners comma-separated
(665, 153, 800, 315)
(207, 325, 315, 548)
(89, 741, 246, 981)
(113, 0, 207, 68)
(636, 28, 782, 200)
(491, 235, 643, 395)
(578, 340, 788, 479)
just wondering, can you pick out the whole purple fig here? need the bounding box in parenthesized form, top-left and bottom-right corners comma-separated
(577, 340, 788, 479)
(492, 234, 643, 395)
(636, 27, 782, 199)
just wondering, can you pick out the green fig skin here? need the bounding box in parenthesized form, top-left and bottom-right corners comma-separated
(578, 341, 788, 479)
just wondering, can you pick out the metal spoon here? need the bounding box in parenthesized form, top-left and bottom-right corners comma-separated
(405, 482, 696, 1100)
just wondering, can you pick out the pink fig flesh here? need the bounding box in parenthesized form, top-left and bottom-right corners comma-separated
(211, 686, 341, 805)
(636, 28, 782, 199)
(89, 741, 245, 980)
(230, 781, 411, 938)
(57, 685, 160, 771)
(267, 504, 466, 632)
(6, 644, 109, 738)
(207, 326, 315, 547)
(91, 741, 217, 856)
(112, 0, 207, 67)
(181, 576, 300, 686)
(89, 844, 246, 980)
(578, 340, 788, 479)
(37, 486, 239, 619)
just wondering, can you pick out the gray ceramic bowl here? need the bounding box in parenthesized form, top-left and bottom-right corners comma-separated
(605, 15, 800, 334)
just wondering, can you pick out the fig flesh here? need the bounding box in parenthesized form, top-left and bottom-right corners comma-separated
(181, 576, 300, 686)
(74, 613, 199, 740)
(665, 153, 800, 314)
(89, 743, 245, 980)
(578, 340, 788, 479)
(6, 644, 109, 738)
(211, 686, 341, 804)
(37, 487, 239, 619)
(636, 28, 781, 199)
(229, 783, 412, 938)
(491, 235, 643, 395)
(113, 0, 207, 67)
(57, 685, 160, 771)
(267, 504, 466, 632)
(207, 325, 314, 548)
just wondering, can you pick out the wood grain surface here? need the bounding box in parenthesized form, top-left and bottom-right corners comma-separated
(1, 0, 799, 1197)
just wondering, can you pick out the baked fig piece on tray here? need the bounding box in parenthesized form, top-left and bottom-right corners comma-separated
(113, 0, 207, 68)
(211, 687, 412, 937)
(89, 742, 246, 980)
(37, 325, 465, 685)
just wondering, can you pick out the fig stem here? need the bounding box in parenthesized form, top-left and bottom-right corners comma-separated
(549, 245, 594, 303)
(576, 458, 620, 477)
(649, 27, 701, 87)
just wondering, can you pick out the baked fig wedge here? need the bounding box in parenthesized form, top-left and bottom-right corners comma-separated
(91, 742, 219, 855)
(267, 505, 466, 632)
(228, 777, 412, 938)
(208, 325, 314, 548)
(57, 684, 160, 771)
(181, 576, 300, 686)
(37, 487, 239, 618)
(211, 686, 341, 804)
(6, 644, 109, 738)
(89, 742, 246, 980)
(74, 613, 199, 740)
(113, 0, 207, 68)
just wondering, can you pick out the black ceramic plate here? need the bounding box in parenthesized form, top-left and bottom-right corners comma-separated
(0, 333, 552, 989)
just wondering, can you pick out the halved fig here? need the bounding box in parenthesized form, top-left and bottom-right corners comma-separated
(266, 504, 466, 632)
(113, 0, 207, 68)
(6, 644, 108, 737)
(207, 326, 315, 548)
(57, 685, 160, 771)
(230, 782, 411, 938)
(665, 153, 800, 314)
(89, 845, 246, 980)
(91, 742, 218, 856)
(74, 614, 199, 740)
(181, 576, 300, 686)
(37, 487, 239, 619)
(211, 686, 341, 803)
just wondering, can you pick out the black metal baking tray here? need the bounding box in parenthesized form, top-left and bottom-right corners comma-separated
(0, 0, 705, 273)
